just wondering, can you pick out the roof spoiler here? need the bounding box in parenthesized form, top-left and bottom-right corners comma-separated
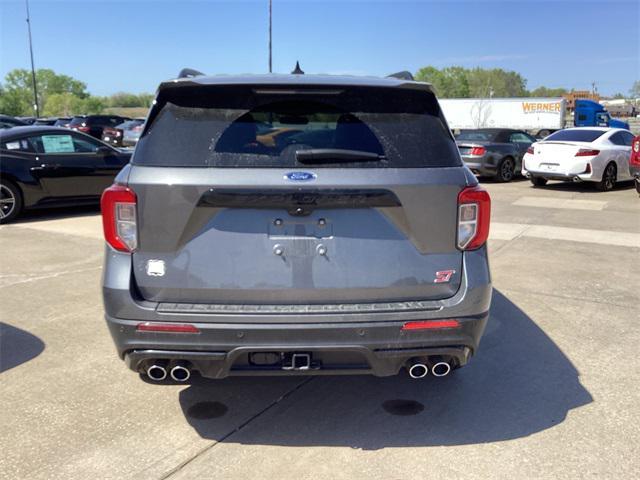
(387, 71, 414, 81)
(178, 68, 205, 79)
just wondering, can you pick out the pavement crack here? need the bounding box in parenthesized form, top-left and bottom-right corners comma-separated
(0, 266, 102, 287)
(160, 377, 315, 479)
(500, 287, 636, 310)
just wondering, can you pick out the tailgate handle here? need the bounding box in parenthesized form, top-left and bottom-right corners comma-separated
(198, 188, 401, 216)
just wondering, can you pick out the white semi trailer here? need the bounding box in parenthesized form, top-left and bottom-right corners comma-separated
(439, 98, 567, 136)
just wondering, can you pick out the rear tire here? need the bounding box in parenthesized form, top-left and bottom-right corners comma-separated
(0, 180, 23, 224)
(530, 176, 548, 187)
(596, 162, 616, 192)
(496, 157, 516, 182)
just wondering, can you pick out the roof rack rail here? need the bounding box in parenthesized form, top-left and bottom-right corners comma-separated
(178, 68, 205, 79)
(387, 71, 414, 81)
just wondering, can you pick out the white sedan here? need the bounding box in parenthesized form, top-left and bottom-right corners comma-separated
(522, 127, 635, 191)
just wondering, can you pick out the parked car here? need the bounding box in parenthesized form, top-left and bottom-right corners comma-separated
(53, 117, 72, 128)
(101, 72, 492, 383)
(0, 115, 28, 129)
(102, 119, 146, 147)
(16, 116, 36, 125)
(456, 128, 536, 182)
(33, 117, 59, 126)
(522, 127, 635, 191)
(69, 115, 130, 140)
(0, 126, 131, 223)
(121, 119, 146, 147)
(630, 135, 640, 195)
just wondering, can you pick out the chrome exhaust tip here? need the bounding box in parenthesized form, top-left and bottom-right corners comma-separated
(170, 362, 191, 382)
(146, 362, 168, 381)
(408, 361, 429, 379)
(431, 361, 452, 377)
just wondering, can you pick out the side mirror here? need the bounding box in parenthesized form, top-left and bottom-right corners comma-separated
(97, 146, 112, 155)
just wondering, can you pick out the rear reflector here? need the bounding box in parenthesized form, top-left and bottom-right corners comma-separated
(457, 185, 491, 250)
(470, 146, 486, 156)
(136, 323, 200, 333)
(575, 149, 600, 157)
(526, 146, 534, 155)
(402, 320, 461, 330)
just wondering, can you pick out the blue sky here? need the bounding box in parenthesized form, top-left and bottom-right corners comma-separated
(1, 0, 638, 96)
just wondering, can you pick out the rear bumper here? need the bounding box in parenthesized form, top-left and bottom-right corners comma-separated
(461, 155, 496, 176)
(110, 313, 488, 378)
(102, 246, 492, 378)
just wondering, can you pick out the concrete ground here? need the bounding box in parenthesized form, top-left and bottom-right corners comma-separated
(1, 178, 639, 480)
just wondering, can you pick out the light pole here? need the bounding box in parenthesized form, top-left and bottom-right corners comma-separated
(25, 0, 39, 117)
(268, 0, 272, 73)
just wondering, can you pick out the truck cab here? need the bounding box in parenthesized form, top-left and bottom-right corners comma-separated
(574, 99, 630, 129)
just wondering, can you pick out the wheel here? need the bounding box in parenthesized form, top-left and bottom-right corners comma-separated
(0, 180, 23, 224)
(496, 157, 516, 182)
(530, 176, 547, 187)
(596, 162, 616, 192)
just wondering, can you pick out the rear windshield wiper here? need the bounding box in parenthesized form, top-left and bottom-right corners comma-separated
(296, 149, 386, 164)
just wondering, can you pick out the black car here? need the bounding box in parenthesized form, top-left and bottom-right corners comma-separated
(0, 126, 131, 223)
(456, 128, 536, 182)
(53, 117, 72, 128)
(69, 115, 130, 140)
(33, 117, 60, 126)
(0, 115, 28, 129)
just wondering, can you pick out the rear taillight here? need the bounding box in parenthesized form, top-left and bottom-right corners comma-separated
(575, 149, 600, 157)
(457, 185, 491, 250)
(101, 184, 137, 252)
(469, 146, 486, 156)
(526, 146, 534, 155)
(631, 140, 640, 166)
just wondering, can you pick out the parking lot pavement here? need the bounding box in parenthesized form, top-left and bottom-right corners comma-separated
(1, 179, 639, 479)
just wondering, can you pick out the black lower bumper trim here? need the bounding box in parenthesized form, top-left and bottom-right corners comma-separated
(124, 345, 472, 379)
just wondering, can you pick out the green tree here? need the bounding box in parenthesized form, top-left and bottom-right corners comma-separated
(529, 86, 568, 97)
(0, 83, 33, 115)
(106, 92, 154, 108)
(466, 67, 528, 98)
(42, 92, 84, 116)
(415, 66, 470, 98)
(628, 80, 640, 98)
(3, 68, 89, 112)
(415, 66, 527, 98)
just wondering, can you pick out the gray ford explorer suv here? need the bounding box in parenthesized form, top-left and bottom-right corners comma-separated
(101, 72, 492, 383)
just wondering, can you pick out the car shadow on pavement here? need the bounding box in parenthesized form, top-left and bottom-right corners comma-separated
(0, 323, 45, 373)
(178, 289, 592, 448)
(529, 179, 636, 192)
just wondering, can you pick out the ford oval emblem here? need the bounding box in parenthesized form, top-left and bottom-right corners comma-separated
(285, 171, 316, 182)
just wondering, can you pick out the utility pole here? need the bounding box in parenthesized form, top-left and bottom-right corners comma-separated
(268, 0, 272, 73)
(25, 0, 39, 117)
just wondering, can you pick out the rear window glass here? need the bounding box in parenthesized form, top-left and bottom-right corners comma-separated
(456, 130, 497, 142)
(545, 129, 605, 142)
(133, 85, 460, 168)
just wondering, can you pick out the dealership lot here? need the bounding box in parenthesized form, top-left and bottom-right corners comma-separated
(1, 179, 639, 479)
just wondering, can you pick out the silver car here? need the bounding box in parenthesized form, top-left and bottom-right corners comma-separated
(101, 73, 492, 382)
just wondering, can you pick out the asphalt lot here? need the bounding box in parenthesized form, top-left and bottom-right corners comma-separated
(1, 178, 639, 479)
